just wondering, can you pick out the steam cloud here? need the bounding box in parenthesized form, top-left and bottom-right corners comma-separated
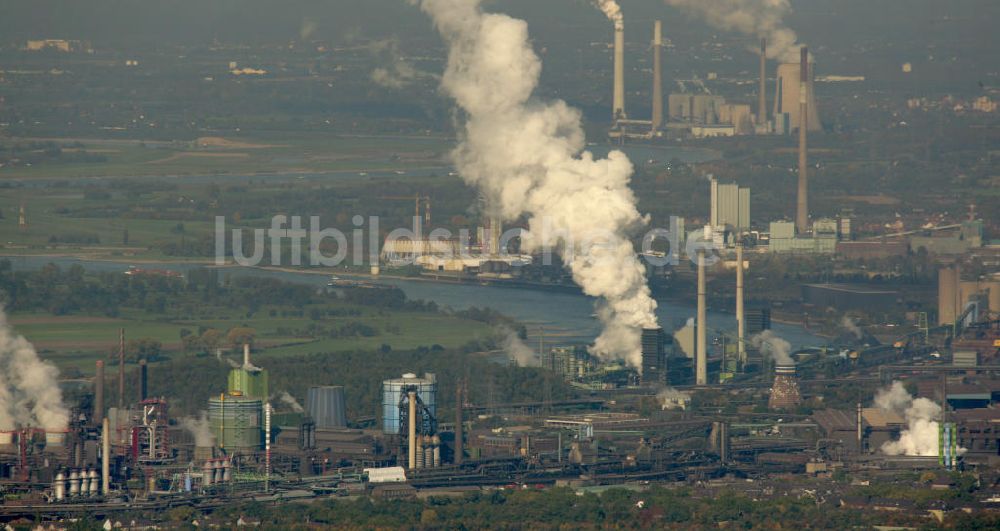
(180, 413, 215, 448)
(0, 309, 69, 432)
(840, 316, 862, 340)
(498, 327, 540, 367)
(595, 0, 623, 22)
(663, 0, 802, 61)
(411, 0, 658, 370)
(368, 38, 433, 89)
(751, 330, 793, 365)
(876, 381, 949, 457)
(656, 387, 691, 410)
(278, 391, 305, 413)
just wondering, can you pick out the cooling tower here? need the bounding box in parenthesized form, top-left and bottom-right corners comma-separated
(651, 20, 664, 130)
(773, 62, 821, 133)
(612, 19, 626, 121)
(306, 386, 347, 429)
(768, 363, 802, 410)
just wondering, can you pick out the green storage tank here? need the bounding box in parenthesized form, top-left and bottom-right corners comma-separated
(209, 393, 263, 451)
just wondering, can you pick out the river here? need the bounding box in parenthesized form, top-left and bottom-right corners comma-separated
(5, 255, 825, 351)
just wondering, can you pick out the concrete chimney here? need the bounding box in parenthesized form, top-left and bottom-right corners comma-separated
(117, 328, 125, 408)
(651, 20, 664, 130)
(94, 360, 104, 427)
(796, 46, 809, 234)
(454, 384, 464, 465)
(243, 343, 251, 368)
(612, 19, 626, 122)
(736, 244, 746, 368)
(758, 38, 767, 126)
(407, 390, 417, 470)
(856, 402, 864, 453)
(101, 417, 110, 495)
(696, 249, 708, 385)
(139, 359, 147, 402)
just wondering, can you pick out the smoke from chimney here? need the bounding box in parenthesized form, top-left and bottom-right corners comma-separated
(278, 391, 305, 413)
(663, 0, 803, 61)
(412, 0, 658, 369)
(0, 308, 70, 432)
(875, 381, 956, 457)
(752, 330, 793, 366)
(180, 413, 215, 448)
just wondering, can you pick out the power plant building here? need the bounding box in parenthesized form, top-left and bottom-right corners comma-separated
(640, 328, 668, 386)
(773, 62, 821, 132)
(709, 178, 750, 232)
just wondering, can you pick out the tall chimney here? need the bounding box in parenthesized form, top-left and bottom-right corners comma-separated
(117, 328, 125, 408)
(612, 18, 626, 122)
(243, 343, 251, 367)
(796, 46, 809, 234)
(758, 38, 767, 127)
(94, 360, 104, 426)
(856, 402, 864, 453)
(407, 390, 417, 470)
(101, 417, 110, 495)
(651, 20, 664, 130)
(139, 359, 148, 401)
(736, 244, 746, 368)
(696, 249, 708, 385)
(454, 383, 464, 465)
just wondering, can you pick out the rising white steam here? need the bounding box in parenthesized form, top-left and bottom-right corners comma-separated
(875, 381, 945, 457)
(0, 309, 70, 432)
(656, 387, 691, 410)
(751, 330, 794, 365)
(411, 0, 658, 370)
(369, 38, 434, 89)
(840, 316, 862, 340)
(594, 0, 623, 22)
(278, 391, 305, 413)
(498, 327, 540, 367)
(180, 413, 215, 448)
(663, 0, 801, 61)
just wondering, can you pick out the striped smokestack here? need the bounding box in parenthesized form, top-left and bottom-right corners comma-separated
(651, 20, 664, 130)
(796, 46, 809, 234)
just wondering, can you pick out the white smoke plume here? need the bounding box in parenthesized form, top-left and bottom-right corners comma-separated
(663, 0, 802, 61)
(595, 0, 623, 22)
(180, 413, 215, 448)
(876, 381, 946, 457)
(751, 330, 793, 365)
(215, 349, 241, 369)
(840, 316, 862, 340)
(278, 391, 305, 413)
(412, 0, 658, 370)
(656, 387, 691, 410)
(498, 327, 540, 367)
(0, 309, 70, 432)
(368, 38, 434, 89)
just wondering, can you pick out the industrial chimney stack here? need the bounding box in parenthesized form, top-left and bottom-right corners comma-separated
(612, 18, 626, 122)
(651, 20, 664, 130)
(796, 46, 809, 234)
(758, 38, 767, 127)
(94, 360, 104, 427)
(696, 249, 708, 386)
(736, 244, 746, 368)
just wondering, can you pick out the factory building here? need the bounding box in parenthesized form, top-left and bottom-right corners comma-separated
(938, 265, 1000, 326)
(641, 328, 668, 387)
(767, 219, 837, 254)
(381, 373, 437, 435)
(709, 177, 750, 233)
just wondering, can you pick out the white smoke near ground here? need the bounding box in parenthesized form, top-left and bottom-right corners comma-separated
(656, 387, 691, 410)
(875, 381, 946, 457)
(299, 18, 319, 41)
(278, 391, 305, 413)
(412, 0, 658, 370)
(368, 38, 434, 89)
(594, 0, 623, 22)
(840, 316, 862, 340)
(663, 0, 801, 61)
(215, 349, 241, 369)
(180, 413, 215, 448)
(0, 309, 69, 432)
(498, 327, 540, 367)
(751, 330, 793, 365)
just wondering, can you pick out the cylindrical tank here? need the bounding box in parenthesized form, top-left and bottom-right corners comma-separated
(208, 395, 263, 451)
(382, 373, 437, 435)
(222, 460, 231, 482)
(202, 461, 214, 486)
(214, 460, 224, 483)
(306, 386, 347, 428)
(432, 435, 441, 468)
(53, 472, 66, 501)
(68, 470, 80, 497)
(88, 469, 99, 495)
(184, 473, 192, 492)
(414, 435, 425, 469)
